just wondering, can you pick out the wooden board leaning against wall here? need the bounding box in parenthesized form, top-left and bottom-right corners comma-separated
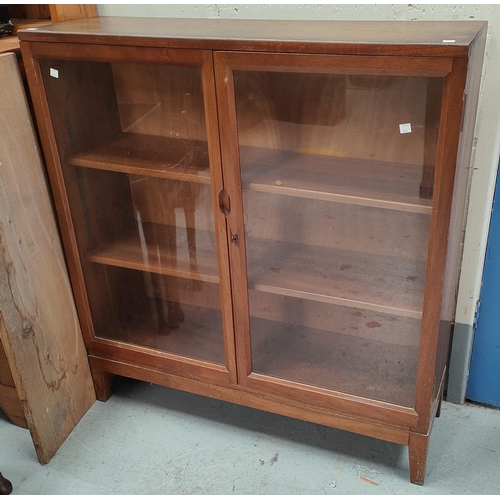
(0, 52, 95, 464)
(0, 3, 97, 464)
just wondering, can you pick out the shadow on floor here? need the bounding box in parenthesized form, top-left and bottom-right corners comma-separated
(110, 375, 409, 480)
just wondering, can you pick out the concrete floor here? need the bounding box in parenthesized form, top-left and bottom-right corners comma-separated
(1, 376, 499, 495)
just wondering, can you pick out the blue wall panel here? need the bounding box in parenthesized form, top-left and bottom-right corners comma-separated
(467, 162, 500, 407)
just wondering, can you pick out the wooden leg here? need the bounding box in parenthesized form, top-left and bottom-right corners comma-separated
(408, 432, 430, 486)
(0, 472, 13, 495)
(88, 359, 112, 402)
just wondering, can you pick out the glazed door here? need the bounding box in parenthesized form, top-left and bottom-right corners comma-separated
(29, 43, 236, 384)
(215, 51, 453, 417)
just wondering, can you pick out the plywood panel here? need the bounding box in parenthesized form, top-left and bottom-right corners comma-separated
(0, 53, 95, 463)
(235, 73, 432, 167)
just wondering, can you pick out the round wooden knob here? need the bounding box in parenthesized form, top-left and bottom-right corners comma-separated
(0, 472, 13, 495)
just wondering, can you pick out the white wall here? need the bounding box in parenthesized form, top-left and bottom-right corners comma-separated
(98, 3, 500, 397)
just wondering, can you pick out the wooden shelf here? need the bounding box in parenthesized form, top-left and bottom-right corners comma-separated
(101, 302, 225, 366)
(68, 134, 431, 215)
(87, 221, 424, 319)
(251, 316, 418, 407)
(87, 222, 220, 284)
(246, 237, 425, 319)
(240, 146, 433, 214)
(67, 133, 211, 183)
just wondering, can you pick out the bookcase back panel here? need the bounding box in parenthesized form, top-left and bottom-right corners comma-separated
(234, 71, 442, 167)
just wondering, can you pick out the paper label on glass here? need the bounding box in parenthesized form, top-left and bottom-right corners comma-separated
(399, 123, 412, 134)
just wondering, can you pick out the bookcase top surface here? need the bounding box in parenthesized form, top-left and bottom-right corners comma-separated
(19, 17, 487, 56)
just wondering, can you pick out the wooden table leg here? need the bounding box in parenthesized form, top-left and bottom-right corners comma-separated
(0, 472, 12, 495)
(88, 358, 112, 402)
(408, 431, 430, 486)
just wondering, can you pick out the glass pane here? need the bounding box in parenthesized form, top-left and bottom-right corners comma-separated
(234, 70, 443, 406)
(40, 59, 225, 365)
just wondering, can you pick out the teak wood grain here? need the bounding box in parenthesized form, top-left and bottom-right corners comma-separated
(19, 19, 486, 484)
(67, 134, 211, 184)
(18, 17, 486, 57)
(240, 148, 433, 214)
(66, 136, 434, 214)
(412, 56, 469, 435)
(86, 223, 220, 284)
(83, 222, 426, 318)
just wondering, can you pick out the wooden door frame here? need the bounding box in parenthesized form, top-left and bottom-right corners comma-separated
(21, 40, 236, 386)
(213, 50, 462, 428)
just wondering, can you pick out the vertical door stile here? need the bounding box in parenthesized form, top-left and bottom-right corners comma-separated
(201, 50, 238, 384)
(412, 57, 468, 434)
(214, 52, 254, 385)
(20, 41, 98, 347)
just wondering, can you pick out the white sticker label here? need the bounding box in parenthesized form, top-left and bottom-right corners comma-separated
(399, 123, 412, 134)
(442, 39, 456, 43)
(50, 68, 59, 78)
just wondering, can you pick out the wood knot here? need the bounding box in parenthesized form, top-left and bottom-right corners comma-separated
(22, 321, 34, 338)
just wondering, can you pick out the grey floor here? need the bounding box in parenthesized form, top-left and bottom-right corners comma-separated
(1, 376, 499, 495)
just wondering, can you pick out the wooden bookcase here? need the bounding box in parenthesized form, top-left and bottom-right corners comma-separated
(19, 18, 486, 484)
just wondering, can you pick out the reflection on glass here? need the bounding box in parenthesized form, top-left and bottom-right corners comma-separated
(234, 71, 443, 406)
(40, 59, 224, 365)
